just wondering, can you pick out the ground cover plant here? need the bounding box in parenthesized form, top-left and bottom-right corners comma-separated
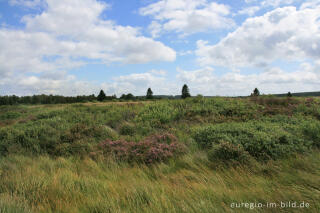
(0, 97, 319, 212)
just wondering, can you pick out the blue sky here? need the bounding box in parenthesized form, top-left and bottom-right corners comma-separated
(0, 0, 320, 96)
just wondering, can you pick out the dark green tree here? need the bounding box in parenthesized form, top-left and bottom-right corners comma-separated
(120, 93, 135, 100)
(252, 88, 260, 96)
(287, 92, 292, 97)
(97, 90, 106, 102)
(181, 84, 191, 99)
(146, 88, 153, 99)
(126, 93, 134, 100)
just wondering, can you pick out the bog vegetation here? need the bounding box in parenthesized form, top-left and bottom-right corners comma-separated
(0, 96, 319, 212)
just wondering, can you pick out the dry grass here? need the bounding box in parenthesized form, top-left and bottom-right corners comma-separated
(0, 152, 319, 213)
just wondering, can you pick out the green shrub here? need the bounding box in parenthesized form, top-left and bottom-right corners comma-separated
(0, 112, 21, 120)
(208, 141, 251, 165)
(193, 121, 310, 161)
(119, 123, 135, 136)
(36, 110, 64, 119)
(136, 103, 182, 127)
(301, 120, 320, 148)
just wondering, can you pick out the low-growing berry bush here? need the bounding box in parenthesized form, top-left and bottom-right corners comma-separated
(301, 120, 320, 148)
(135, 103, 183, 128)
(193, 121, 310, 161)
(0, 112, 21, 120)
(98, 133, 186, 164)
(208, 141, 251, 165)
(119, 123, 135, 136)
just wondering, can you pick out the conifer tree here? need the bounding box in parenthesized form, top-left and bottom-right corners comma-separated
(97, 90, 106, 101)
(252, 88, 260, 96)
(146, 88, 153, 99)
(181, 84, 191, 99)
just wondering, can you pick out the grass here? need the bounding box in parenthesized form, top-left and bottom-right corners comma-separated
(0, 153, 319, 213)
(0, 97, 319, 212)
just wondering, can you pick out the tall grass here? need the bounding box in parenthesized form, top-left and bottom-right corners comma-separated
(0, 152, 319, 213)
(0, 97, 319, 212)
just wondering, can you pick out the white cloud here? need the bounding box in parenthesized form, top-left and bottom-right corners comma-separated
(101, 70, 177, 96)
(261, 0, 296, 8)
(178, 50, 193, 56)
(300, 0, 320, 9)
(240, 0, 300, 17)
(148, 21, 163, 38)
(0, 72, 99, 96)
(177, 66, 215, 84)
(196, 6, 320, 67)
(0, 0, 176, 95)
(139, 0, 235, 36)
(244, 0, 257, 3)
(19, 0, 176, 64)
(238, 6, 260, 16)
(177, 63, 320, 96)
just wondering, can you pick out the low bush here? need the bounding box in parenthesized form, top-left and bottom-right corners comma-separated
(135, 103, 183, 127)
(60, 123, 106, 143)
(36, 110, 65, 119)
(301, 120, 320, 148)
(254, 97, 300, 107)
(193, 121, 310, 161)
(0, 112, 21, 120)
(98, 133, 186, 164)
(208, 141, 251, 165)
(0, 121, 108, 156)
(119, 123, 135, 136)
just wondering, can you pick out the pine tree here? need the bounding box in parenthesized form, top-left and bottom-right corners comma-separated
(287, 92, 292, 97)
(146, 88, 153, 99)
(97, 90, 106, 101)
(252, 88, 260, 96)
(181, 84, 191, 99)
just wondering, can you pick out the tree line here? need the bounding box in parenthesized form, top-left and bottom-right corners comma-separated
(96, 84, 191, 101)
(0, 85, 293, 105)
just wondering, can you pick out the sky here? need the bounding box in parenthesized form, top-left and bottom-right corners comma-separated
(0, 0, 320, 96)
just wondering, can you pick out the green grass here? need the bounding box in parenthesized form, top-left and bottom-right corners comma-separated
(0, 153, 319, 213)
(0, 97, 319, 212)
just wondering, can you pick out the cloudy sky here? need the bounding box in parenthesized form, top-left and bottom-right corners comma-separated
(0, 0, 319, 96)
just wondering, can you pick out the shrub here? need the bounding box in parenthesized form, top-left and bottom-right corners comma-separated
(208, 141, 251, 165)
(301, 120, 320, 148)
(119, 123, 135, 136)
(193, 121, 310, 161)
(135, 103, 182, 127)
(36, 110, 64, 119)
(0, 112, 21, 120)
(98, 133, 186, 164)
(60, 123, 107, 143)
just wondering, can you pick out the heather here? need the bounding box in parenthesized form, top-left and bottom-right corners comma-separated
(0, 97, 319, 212)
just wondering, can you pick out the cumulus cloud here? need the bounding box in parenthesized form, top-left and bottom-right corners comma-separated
(139, 0, 235, 36)
(238, 6, 260, 16)
(240, 0, 300, 17)
(0, 72, 99, 96)
(0, 0, 176, 95)
(300, 0, 320, 9)
(177, 63, 320, 96)
(101, 70, 177, 96)
(260, 0, 297, 8)
(196, 6, 320, 67)
(20, 0, 176, 64)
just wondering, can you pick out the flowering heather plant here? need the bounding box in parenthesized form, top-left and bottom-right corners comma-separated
(98, 133, 186, 164)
